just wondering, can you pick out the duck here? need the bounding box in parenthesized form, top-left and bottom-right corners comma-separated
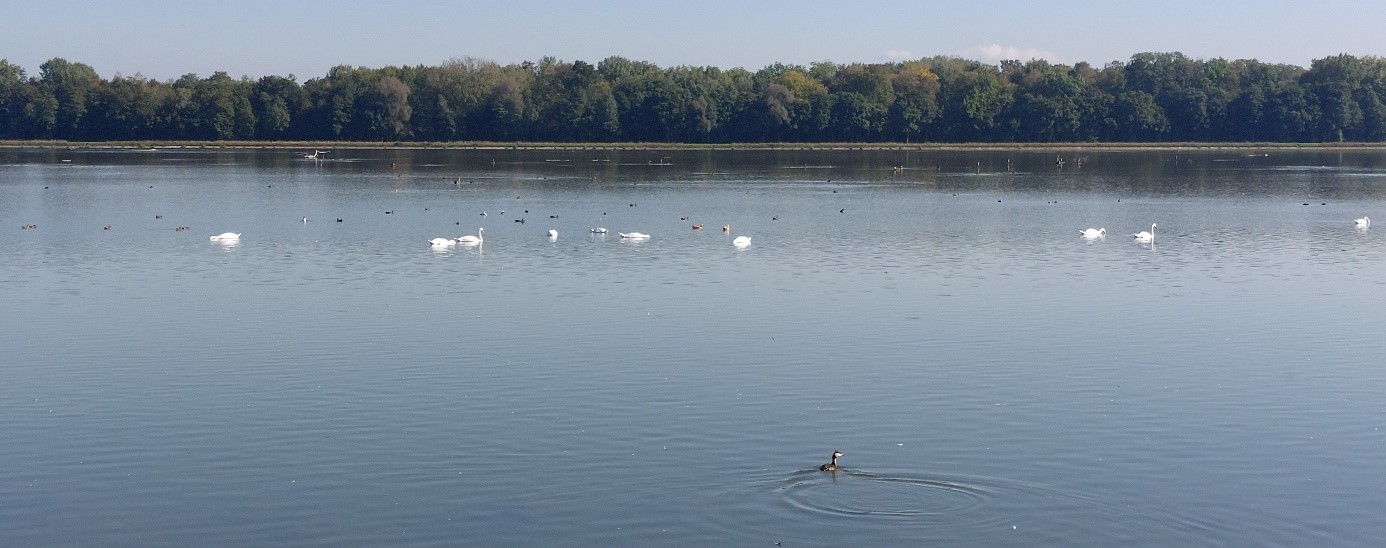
(819, 451, 844, 472)
(733, 235, 752, 246)
(1355, 216, 1370, 228)
(692, 224, 703, 230)
(428, 237, 456, 247)
(722, 225, 730, 233)
(618, 232, 650, 239)
(1080, 227, 1106, 239)
(209, 232, 240, 241)
(1133, 223, 1156, 243)
(457, 227, 484, 245)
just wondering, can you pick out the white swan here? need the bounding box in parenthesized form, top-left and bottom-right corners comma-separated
(732, 235, 752, 246)
(428, 237, 456, 246)
(590, 227, 607, 233)
(547, 229, 558, 238)
(1133, 223, 1156, 243)
(1354, 216, 1370, 228)
(618, 232, 650, 239)
(457, 227, 484, 245)
(1080, 228, 1106, 239)
(210, 232, 240, 241)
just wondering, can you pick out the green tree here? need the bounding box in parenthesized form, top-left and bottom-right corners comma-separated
(38, 58, 100, 139)
(360, 75, 412, 140)
(250, 75, 305, 139)
(888, 62, 942, 141)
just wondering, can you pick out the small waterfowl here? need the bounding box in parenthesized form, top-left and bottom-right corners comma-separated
(1080, 227, 1106, 239)
(819, 451, 844, 472)
(722, 225, 730, 233)
(1133, 223, 1156, 243)
(692, 224, 703, 230)
(210, 232, 240, 241)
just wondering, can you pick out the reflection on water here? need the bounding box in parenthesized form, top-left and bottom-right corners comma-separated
(1, 148, 1385, 546)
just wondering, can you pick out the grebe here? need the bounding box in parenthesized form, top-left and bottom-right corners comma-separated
(819, 451, 844, 472)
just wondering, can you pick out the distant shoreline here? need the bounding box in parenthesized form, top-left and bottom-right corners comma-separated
(4, 140, 1386, 152)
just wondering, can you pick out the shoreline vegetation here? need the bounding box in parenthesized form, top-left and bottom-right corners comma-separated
(6, 140, 1386, 152)
(7, 53, 1386, 145)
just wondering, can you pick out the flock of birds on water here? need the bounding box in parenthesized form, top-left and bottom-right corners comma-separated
(16, 148, 1376, 246)
(421, 223, 750, 248)
(1076, 217, 1371, 244)
(194, 214, 1369, 250)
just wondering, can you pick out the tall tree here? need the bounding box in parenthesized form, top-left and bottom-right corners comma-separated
(38, 58, 100, 139)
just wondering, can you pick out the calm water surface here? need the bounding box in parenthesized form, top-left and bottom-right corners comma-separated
(2, 148, 1384, 545)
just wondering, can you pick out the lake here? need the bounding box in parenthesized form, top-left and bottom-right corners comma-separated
(2, 147, 1384, 546)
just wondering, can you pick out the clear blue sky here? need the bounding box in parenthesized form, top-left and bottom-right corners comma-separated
(5, 0, 1384, 81)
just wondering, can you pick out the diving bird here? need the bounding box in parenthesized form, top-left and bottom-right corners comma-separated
(457, 227, 484, 245)
(1133, 223, 1156, 243)
(819, 451, 844, 472)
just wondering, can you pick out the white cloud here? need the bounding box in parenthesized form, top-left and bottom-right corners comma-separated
(974, 44, 1058, 62)
(884, 49, 914, 61)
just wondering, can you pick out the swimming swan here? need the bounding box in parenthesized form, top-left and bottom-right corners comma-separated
(590, 227, 607, 233)
(1133, 223, 1156, 243)
(1355, 216, 1370, 228)
(619, 232, 650, 239)
(1080, 228, 1106, 239)
(732, 235, 752, 246)
(428, 237, 456, 246)
(457, 227, 484, 245)
(547, 229, 558, 238)
(210, 232, 240, 241)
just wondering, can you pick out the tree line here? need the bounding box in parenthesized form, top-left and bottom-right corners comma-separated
(3, 52, 1386, 143)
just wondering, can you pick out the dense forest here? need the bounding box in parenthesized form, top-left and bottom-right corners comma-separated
(3, 52, 1386, 143)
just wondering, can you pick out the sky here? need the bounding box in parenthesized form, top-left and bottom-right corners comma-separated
(5, 0, 1385, 81)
